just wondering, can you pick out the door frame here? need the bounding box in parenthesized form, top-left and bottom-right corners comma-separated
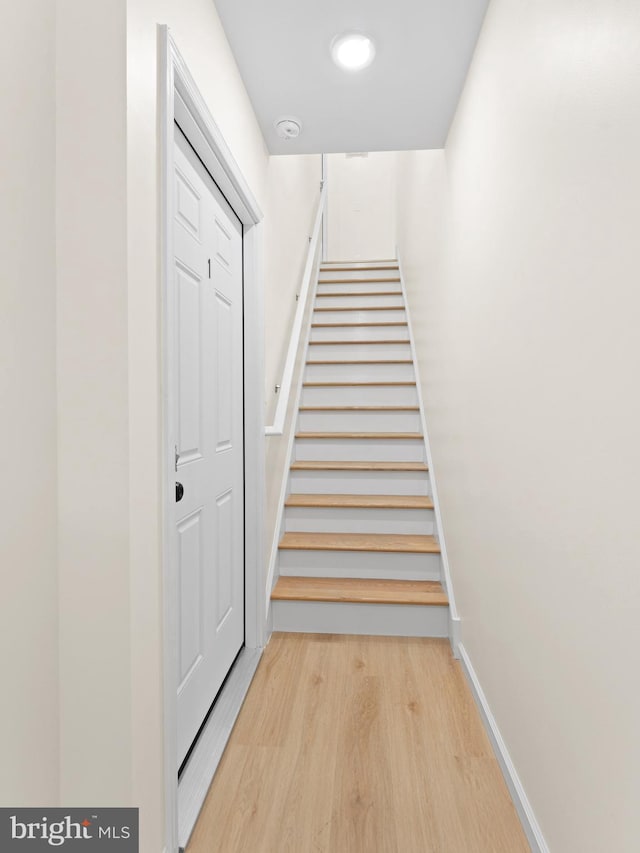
(160, 27, 267, 852)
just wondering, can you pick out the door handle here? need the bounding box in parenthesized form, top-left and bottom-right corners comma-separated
(176, 482, 184, 502)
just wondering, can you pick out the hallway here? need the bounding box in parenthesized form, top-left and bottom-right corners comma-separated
(187, 633, 528, 852)
(6, 3, 640, 851)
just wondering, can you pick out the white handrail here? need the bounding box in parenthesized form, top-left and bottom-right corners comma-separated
(265, 184, 327, 436)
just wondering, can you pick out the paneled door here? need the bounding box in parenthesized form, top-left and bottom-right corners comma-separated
(172, 124, 244, 766)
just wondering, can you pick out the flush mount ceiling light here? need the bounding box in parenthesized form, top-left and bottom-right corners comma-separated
(331, 33, 376, 72)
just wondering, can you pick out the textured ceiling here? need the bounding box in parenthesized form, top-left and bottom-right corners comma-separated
(214, 0, 489, 154)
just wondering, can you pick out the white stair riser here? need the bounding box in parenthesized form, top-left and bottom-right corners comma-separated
(319, 272, 398, 280)
(284, 506, 434, 535)
(289, 469, 430, 496)
(316, 281, 402, 295)
(307, 342, 411, 360)
(319, 268, 399, 278)
(301, 385, 418, 406)
(294, 437, 424, 463)
(278, 547, 441, 579)
(305, 362, 415, 382)
(297, 410, 421, 432)
(315, 294, 404, 309)
(272, 600, 448, 637)
(313, 309, 406, 324)
(310, 325, 409, 342)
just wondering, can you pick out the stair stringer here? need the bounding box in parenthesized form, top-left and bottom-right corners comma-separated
(397, 250, 461, 657)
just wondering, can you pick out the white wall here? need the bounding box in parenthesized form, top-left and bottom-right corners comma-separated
(57, 0, 132, 807)
(327, 152, 396, 260)
(264, 155, 322, 423)
(0, 0, 59, 806)
(396, 1, 640, 850)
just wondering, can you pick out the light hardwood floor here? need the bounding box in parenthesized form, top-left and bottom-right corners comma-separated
(187, 633, 530, 853)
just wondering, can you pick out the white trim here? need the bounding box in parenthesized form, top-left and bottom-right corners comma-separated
(160, 27, 266, 853)
(396, 249, 461, 656)
(243, 224, 267, 650)
(265, 185, 326, 436)
(458, 644, 550, 853)
(177, 648, 262, 848)
(264, 248, 323, 607)
(171, 74, 261, 225)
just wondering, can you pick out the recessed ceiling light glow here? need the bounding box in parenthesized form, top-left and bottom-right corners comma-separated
(331, 33, 376, 72)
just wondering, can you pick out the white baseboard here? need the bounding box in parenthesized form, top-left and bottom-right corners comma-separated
(177, 647, 262, 849)
(449, 613, 461, 659)
(457, 644, 549, 853)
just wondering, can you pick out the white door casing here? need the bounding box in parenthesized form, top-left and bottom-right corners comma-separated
(172, 124, 244, 765)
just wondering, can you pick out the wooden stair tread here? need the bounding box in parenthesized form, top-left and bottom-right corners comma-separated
(298, 405, 418, 411)
(320, 264, 399, 271)
(285, 494, 434, 510)
(271, 576, 447, 606)
(322, 258, 397, 263)
(306, 359, 413, 365)
(295, 431, 423, 440)
(303, 381, 416, 387)
(315, 306, 405, 312)
(308, 339, 408, 346)
(279, 531, 440, 555)
(291, 460, 428, 471)
(317, 278, 401, 284)
(316, 291, 401, 297)
(312, 322, 408, 328)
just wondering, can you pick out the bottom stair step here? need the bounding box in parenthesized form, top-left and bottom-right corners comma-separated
(271, 577, 449, 637)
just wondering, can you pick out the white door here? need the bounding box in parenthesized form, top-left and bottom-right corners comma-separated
(172, 124, 244, 765)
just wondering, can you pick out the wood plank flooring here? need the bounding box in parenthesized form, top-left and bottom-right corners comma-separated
(186, 633, 530, 853)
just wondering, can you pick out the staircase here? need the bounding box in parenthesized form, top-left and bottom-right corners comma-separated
(270, 259, 449, 637)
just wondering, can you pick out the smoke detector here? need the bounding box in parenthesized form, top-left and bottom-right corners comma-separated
(275, 117, 302, 140)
